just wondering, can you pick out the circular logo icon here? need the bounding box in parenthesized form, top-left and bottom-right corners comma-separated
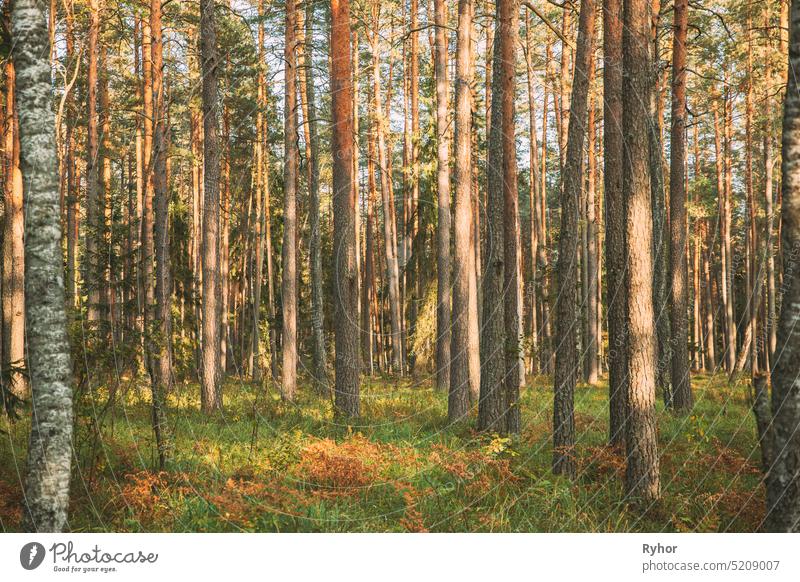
(20, 542, 46, 570)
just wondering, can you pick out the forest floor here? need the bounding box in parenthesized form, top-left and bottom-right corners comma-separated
(0, 373, 765, 532)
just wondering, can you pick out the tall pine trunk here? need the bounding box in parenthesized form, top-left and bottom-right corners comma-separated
(668, 0, 692, 410)
(434, 0, 451, 393)
(449, 0, 479, 421)
(552, 0, 595, 474)
(281, 0, 299, 401)
(623, 0, 660, 503)
(200, 0, 221, 412)
(331, 0, 360, 417)
(304, 0, 327, 394)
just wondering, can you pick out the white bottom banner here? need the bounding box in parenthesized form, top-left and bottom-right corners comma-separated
(1, 533, 797, 581)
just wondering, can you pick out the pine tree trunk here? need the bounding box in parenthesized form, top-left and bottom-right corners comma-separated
(200, 0, 221, 412)
(2, 47, 25, 397)
(434, 0, 451, 393)
(552, 0, 595, 474)
(623, 0, 660, 502)
(586, 71, 599, 386)
(331, 0, 360, 417)
(668, 0, 692, 410)
(525, 11, 540, 375)
(371, 4, 403, 374)
(85, 0, 100, 322)
(648, 0, 670, 403)
(282, 0, 299, 401)
(478, 0, 518, 433)
(12, 0, 73, 532)
(146, 0, 170, 467)
(501, 0, 521, 433)
(449, 0, 478, 421)
(304, 0, 327, 395)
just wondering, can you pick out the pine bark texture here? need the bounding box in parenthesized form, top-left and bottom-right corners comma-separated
(282, 0, 298, 401)
(553, 0, 595, 475)
(200, 0, 221, 412)
(332, 0, 360, 417)
(434, 0, 451, 393)
(449, 0, 478, 422)
(668, 0, 692, 411)
(623, 0, 661, 503)
(304, 0, 327, 395)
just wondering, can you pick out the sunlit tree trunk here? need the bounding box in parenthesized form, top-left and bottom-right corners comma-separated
(623, 0, 660, 502)
(434, 0, 451, 392)
(282, 0, 299, 401)
(585, 66, 599, 386)
(449, 0, 478, 421)
(331, 0, 360, 417)
(2, 33, 25, 397)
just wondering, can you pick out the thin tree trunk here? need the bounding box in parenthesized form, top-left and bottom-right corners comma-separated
(200, 0, 221, 412)
(552, 0, 595, 475)
(668, 0, 692, 410)
(2, 47, 25, 397)
(281, 0, 299, 401)
(434, 0, 451, 393)
(371, 4, 403, 374)
(649, 0, 670, 403)
(502, 0, 522, 433)
(85, 0, 100, 322)
(146, 0, 171, 467)
(304, 0, 327, 394)
(585, 67, 599, 386)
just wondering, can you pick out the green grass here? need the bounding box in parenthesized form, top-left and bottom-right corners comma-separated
(0, 372, 764, 532)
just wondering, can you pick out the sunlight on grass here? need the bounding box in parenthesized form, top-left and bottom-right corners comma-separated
(0, 373, 764, 532)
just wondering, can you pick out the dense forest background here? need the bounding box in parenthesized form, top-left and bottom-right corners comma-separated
(1, 0, 800, 532)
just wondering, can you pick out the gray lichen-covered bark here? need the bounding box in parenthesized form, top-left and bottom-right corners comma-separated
(766, 0, 800, 532)
(12, 0, 74, 532)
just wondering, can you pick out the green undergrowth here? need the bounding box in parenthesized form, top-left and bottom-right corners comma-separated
(0, 372, 764, 532)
